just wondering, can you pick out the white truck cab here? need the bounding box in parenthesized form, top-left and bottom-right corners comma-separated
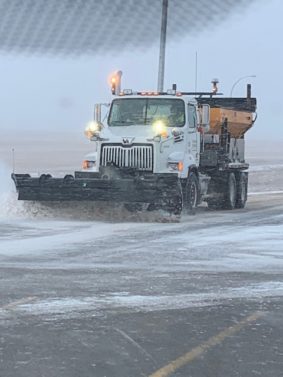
(12, 82, 256, 217)
(83, 93, 208, 178)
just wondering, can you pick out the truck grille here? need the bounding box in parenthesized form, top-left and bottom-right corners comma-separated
(101, 144, 153, 171)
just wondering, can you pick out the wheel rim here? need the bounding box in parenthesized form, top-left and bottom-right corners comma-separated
(240, 181, 245, 202)
(189, 181, 198, 208)
(240, 177, 247, 203)
(229, 176, 236, 207)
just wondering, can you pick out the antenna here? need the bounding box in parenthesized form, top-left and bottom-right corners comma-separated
(195, 51, 198, 92)
(12, 148, 15, 173)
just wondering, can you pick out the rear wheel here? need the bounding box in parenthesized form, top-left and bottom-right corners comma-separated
(235, 172, 248, 208)
(224, 172, 237, 209)
(207, 172, 237, 210)
(183, 173, 199, 214)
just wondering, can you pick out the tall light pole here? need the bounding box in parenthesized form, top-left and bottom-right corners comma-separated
(157, 0, 168, 92)
(230, 75, 256, 97)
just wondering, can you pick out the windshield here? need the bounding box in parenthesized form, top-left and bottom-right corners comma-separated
(108, 98, 185, 127)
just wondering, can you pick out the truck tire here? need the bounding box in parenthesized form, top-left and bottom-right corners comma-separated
(183, 172, 199, 214)
(224, 172, 237, 209)
(207, 173, 237, 210)
(235, 172, 248, 209)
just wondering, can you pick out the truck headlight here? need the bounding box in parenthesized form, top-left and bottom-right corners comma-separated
(84, 121, 102, 139)
(152, 120, 168, 138)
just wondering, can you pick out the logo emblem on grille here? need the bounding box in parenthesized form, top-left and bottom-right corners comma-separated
(122, 137, 134, 145)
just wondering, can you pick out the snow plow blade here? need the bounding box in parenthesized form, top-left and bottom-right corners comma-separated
(11, 169, 182, 214)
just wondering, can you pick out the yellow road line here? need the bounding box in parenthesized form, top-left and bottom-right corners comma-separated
(1, 296, 37, 310)
(149, 311, 265, 377)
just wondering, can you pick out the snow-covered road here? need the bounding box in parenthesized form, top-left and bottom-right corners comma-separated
(1, 151, 283, 376)
(1, 192, 283, 315)
(1, 191, 283, 376)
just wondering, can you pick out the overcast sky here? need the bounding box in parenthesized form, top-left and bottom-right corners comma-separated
(0, 0, 282, 141)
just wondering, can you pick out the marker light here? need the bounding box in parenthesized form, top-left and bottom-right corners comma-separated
(211, 78, 219, 94)
(140, 91, 160, 96)
(108, 70, 122, 95)
(82, 160, 89, 169)
(167, 89, 176, 95)
(122, 89, 133, 95)
(82, 160, 95, 169)
(111, 77, 116, 95)
(152, 120, 168, 138)
(84, 121, 101, 139)
(168, 161, 184, 172)
(178, 161, 184, 171)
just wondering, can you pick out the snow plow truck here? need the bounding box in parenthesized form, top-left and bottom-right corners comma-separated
(12, 76, 257, 216)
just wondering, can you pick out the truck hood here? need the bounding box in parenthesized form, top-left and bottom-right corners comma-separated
(104, 125, 156, 138)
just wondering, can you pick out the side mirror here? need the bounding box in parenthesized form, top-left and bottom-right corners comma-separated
(94, 103, 110, 128)
(201, 104, 210, 127)
(94, 104, 102, 124)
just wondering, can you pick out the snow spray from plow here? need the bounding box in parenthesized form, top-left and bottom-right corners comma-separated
(0, 162, 23, 219)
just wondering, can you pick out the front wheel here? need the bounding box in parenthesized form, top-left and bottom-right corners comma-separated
(183, 173, 199, 214)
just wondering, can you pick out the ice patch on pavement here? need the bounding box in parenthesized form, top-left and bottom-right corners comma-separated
(9, 281, 283, 318)
(0, 220, 145, 255)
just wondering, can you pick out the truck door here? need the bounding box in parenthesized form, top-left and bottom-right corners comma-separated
(187, 104, 200, 165)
